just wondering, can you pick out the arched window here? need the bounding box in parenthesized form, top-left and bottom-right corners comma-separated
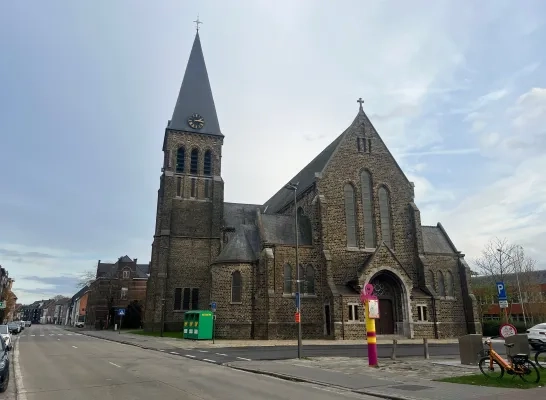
(176, 147, 185, 173)
(446, 271, 454, 297)
(190, 148, 199, 174)
(360, 170, 375, 248)
(231, 271, 242, 303)
(283, 264, 292, 293)
(428, 269, 435, 293)
(344, 184, 358, 247)
(437, 271, 446, 296)
(378, 186, 392, 248)
(203, 150, 212, 176)
(305, 265, 315, 294)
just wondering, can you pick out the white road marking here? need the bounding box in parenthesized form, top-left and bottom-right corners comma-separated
(203, 359, 217, 363)
(57, 339, 61, 341)
(14, 338, 28, 400)
(40, 334, 44, 337)
(197, 350, 208, 353)
(49, 334, 54, 336)
(57, 334, 63, 336)
(185, 354, 196, 358)
(72, 346, 78, 349)
(159, 349, 165, 352)
(237, 357, 251, 361)
(216, 353, 228, 356)
(31, 335, 35, 337)
(109, 362, 121, 368)
(67, 333, 72, 335)
(170, 351, 179, 355)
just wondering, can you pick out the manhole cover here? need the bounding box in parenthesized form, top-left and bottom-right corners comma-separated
(389, 384, 431, 391)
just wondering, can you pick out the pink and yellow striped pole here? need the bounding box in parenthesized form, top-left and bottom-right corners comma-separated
(361, 283, 379, 367)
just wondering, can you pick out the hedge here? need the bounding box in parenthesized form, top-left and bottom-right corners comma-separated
(482, 321, 529, 337)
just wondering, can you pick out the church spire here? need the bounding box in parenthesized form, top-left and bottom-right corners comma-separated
(169, 27, 222, 136)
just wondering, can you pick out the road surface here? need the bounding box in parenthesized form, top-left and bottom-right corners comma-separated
(15, 325, 379, 399)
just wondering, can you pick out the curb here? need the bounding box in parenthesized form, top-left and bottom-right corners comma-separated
(227, 364, 419, 400)
(61, 328, 156, 351)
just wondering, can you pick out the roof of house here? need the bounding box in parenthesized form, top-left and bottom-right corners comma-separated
(168, 32, 221, 136)
(421, 225, 456, 254)
(97, 258, 150, 279)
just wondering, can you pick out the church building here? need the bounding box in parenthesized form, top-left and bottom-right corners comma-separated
(143, 29, 482, 339)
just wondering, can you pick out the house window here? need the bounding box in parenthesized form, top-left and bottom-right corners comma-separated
(231, 271, 242, 303)
(360, 170, 375, 248)
(283, 264, 292, 293)
(176, 147, 185, 173)
(182, 288, 191, 310)
(174, 288, 182, 310)
(344, 183, 358, 247)
(190, 148, 199, 174)
(203, 150, 212, 176)
(164, 150, 172, 169)
(417, 305, 428, 321)
(176, 177, 183, 197)
(191, 288, 199, 310)
(204, 179, 211, 199)
(437, 271, 446, 296)
(446, 271, 454, 297)
(367, 138, 372, 153)
(428, 269, 435, 293)
(191, 178, 197, 198)
(122, 270, 130, 279)
(348, 303, 359, 321)
(120, 287, 128, 300)
(378, 186, 392, 248)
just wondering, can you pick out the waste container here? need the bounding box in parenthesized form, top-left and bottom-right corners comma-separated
(183, 310, 213, 340)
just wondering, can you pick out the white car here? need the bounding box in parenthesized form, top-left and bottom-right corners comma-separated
(527, 323, 546, 350)
(0, 326, 11, 350)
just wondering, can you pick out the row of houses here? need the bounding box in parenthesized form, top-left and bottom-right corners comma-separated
(0, 266, 19, 324)
(22, 256, 149, 329)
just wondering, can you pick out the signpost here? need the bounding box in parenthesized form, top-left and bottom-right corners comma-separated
(496, 281, 509, 321)
(360, 283, 379, 367)
(117, 308, 125, 334)
(500, 323, 517, 339)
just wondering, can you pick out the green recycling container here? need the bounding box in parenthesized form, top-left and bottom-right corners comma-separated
(183, 310, 213, 340)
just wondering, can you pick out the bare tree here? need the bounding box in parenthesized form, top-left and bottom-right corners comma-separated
(77, 269, 96, 288)
(52, 295, 69, 301)
(474, 237, 518, 281)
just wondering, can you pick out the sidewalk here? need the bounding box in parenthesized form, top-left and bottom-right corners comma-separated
(63, 327, 458, 349)
(226, 360, 535, 400)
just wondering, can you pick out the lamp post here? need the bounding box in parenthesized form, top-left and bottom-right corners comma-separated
(285, 181, 302, 359)
(497, 247, 527, 326)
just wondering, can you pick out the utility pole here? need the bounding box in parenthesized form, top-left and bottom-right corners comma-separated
(497, 247, 527, 326)
(285, 181, 302, 359)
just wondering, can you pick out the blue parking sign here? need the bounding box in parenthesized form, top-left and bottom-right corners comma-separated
(118, 308, 125, 316)
(496, 282, 507, 301)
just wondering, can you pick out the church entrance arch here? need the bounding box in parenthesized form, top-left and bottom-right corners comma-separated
(369, 271, 405, 335)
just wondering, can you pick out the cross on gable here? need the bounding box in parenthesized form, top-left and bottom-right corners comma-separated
(357, 97, 364, 108)
(194, 15, 203, 31)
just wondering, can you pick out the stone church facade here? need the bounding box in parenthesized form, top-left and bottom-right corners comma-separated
(143, 30, 482, 339)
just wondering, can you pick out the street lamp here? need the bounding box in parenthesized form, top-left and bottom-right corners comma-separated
(497, 247, 527, 326)
(284, 181, 302, 359)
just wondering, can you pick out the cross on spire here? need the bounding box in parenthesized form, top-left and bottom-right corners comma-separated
(194, 15, 203, 32)
(357, 97, 364, 109)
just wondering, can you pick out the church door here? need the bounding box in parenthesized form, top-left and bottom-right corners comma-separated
(377, 299, 395, 334)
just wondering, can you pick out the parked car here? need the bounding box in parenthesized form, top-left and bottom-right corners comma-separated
(7, 322, 20, 335)
(17, 321, 24, 331)
(0, 327, 11, 351)
(75, 321, 84, 328)
(0, 335, 11, 392)
(24, 321, 31, 327)
(527, 323, 546, 350)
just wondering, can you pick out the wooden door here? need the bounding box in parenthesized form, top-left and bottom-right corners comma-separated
(377, 299, 395, 334)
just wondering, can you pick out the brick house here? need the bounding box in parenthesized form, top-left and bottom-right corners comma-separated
(86, 256, 149, 328)
(143, 30, 481, 339)
(472, 271, 546, 326)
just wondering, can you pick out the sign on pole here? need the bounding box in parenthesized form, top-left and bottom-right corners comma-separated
(118, 309, 125, 316)
(496, 282, 507, 301)
(500, 323, 517, 338)
(498, 300, 509, 309)
(295, 292, 300, 310)
(210, 302, 217, 312)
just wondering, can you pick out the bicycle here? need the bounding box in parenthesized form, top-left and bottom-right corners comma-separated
(478, 339, 540, 383)
(533, 344, 546, 369)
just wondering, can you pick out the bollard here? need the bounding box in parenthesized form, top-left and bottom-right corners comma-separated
(423, 338, 430, 359)
(391, 339, 397, 360)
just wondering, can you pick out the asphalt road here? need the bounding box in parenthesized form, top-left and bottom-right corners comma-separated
(15, 324, 379, 400)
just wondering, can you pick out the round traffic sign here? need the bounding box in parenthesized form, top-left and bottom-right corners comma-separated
(499, 323, 517, 338)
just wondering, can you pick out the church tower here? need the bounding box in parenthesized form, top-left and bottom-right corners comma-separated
(144, 27, 224, 331)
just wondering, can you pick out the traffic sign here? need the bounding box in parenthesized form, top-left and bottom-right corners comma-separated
(295, 292, 300, 309)
(294, 312, 301, 323)
(210, 302, 217, 312)
(498, 300, 509, 308)
(496, 281, 507, 301)
(117, 308, 125, 316)
(500, 323, 517, 338)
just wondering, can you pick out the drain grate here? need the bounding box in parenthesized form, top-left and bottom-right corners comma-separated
(389, 384, 431, 391)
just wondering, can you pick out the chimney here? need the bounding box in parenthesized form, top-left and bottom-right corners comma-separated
(134, 258, 138, 264)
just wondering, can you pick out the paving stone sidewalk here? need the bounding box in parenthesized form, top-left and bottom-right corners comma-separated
(228, 359, 527, 400)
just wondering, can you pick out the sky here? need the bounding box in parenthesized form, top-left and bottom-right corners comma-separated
(1, 1, 545, 304)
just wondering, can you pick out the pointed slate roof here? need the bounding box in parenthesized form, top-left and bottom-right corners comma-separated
(213, 224, 260, 264)
(263, 108, 365, 213)
(169, 32, 222, 136)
